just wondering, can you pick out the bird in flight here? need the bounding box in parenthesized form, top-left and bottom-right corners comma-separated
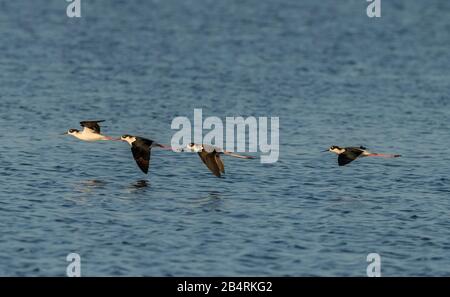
(64, 120, 117, 141)
(183, 143, 255, 177)
(120, 135, 172, 174)
(324, 145, 401, 166)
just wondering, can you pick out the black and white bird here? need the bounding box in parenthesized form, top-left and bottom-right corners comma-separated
(120, 135, 171, 174)
(64, 120, 116, 141)
(183, 143, 255, 177)
(325, 145, 401, 166)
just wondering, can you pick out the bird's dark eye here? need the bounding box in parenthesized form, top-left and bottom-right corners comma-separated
(189, 143, 194, 146)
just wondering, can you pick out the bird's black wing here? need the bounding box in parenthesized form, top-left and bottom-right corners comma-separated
(338, 148, 364, 166)
(338, 154, 356, 166)
(215, 154, 225, 174)
(198, 151, 222, 177)
(80, 120, 105, 134)
(131, 138, 153, 174)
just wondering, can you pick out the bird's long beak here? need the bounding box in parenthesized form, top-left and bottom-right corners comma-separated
(322, 149, 329, 152)
(62, 132, 68, 135)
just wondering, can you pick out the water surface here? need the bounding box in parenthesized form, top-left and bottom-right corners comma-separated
(0, 0, 449, 276)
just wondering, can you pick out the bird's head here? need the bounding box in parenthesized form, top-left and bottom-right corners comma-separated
(184, 143, 203, 152)
(65, 129, 80, 135)
(121, 135, 137, 145)
(325, 145, 345, 154)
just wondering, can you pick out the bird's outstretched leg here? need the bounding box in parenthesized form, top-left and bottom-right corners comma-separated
(104, 136, 121, 141)
(156, 144, 179, 151)
(223, 151, 256, 159)
(367, 153, 401, 158)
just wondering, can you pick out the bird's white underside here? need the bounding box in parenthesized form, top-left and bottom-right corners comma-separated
(71, 130, 109, 141)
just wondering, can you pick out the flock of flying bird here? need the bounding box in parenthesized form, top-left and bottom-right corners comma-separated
(64, 120, 255, 177)
(64, 120, 401, 177)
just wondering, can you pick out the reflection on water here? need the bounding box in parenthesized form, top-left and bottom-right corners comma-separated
(63, 179, 109, 204)
(126, 180, 150, 193)
(74, 179, 107, 193)
(132, 180, 149, 188)
(192, 191, 223, 210)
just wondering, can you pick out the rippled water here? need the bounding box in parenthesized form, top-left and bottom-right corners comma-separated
(0, 0, 449, 276)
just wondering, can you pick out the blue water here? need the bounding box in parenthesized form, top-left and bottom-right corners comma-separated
(0, 0, 449, 276)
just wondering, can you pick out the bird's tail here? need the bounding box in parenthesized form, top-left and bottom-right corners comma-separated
(367, 153, 401, 158)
